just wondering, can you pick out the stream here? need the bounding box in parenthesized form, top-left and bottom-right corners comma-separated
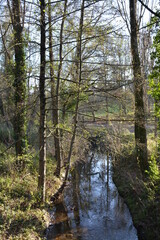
(46, 152, 138, 240)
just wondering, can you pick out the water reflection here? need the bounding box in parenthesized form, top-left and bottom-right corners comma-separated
(47, 153, 138, 240)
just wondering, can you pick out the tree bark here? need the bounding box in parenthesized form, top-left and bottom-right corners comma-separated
(12, 0, 27, 161)
(38, 0, 46, 203)
(129, 0, 148, 173)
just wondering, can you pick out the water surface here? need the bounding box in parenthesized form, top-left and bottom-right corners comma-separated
(47, 153, 138, 240)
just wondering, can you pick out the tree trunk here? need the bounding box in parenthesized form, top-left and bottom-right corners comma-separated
(55, 0, 68, 176)
(60, 102, 67, 161)
(38, 0, 46, 203)
(48, 0, 68, 177)
(104, 56, 109, 123)
(48, 0, 60, 173)
(12, 0, 27, 162)
(65, 0, 85, 181)
(129, 0, 148, 174)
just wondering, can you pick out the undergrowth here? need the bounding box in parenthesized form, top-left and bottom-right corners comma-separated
(0, 146, 61, 240)
(113, 137, 160, 240)
(0, 135, 89, 240)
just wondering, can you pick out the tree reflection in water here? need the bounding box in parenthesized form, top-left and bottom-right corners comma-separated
(47, 152, 138, 240)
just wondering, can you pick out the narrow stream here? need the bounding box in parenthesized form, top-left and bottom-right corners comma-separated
(47, 152, 138, 240)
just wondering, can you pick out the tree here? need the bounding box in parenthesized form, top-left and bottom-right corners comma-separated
(129, 0, 149, 173)
(7, 0, 27, 166)
(65, 0, 85, 181)
(48, 0, 59, 175)
(149, 17, 160, 153)
(48, 0, 70, 177)
(137, 0, 160, 18)
(38, 0, 46, 203)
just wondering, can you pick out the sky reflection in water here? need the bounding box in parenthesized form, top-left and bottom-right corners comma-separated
(47, 153, 138, 240)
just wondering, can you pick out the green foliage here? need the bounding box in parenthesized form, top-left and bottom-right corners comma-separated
(149, 20, 160, 108)
(0, 152, 15, 175)
(149, 17, 160, 153)
(146, 154, 160, 184)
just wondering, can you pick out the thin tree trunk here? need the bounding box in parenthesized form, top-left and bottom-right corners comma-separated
(129, 0, 148, 173)
(54, 0, 68, 176)
(65, 0, 85, 181)
(38, 0, 46, 203)
(48, 0, 59, 172)
(48, 0, 68, 177)
(60, 102, 67, 161)
(0, 96, 11, 144)
(104, 54, 109, 123)
(12, 0, 27, 162)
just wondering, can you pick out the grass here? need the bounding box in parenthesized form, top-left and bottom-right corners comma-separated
(0, 149, 58, 240)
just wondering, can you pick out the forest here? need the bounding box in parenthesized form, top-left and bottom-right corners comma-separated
(0, 0, 160, 239)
